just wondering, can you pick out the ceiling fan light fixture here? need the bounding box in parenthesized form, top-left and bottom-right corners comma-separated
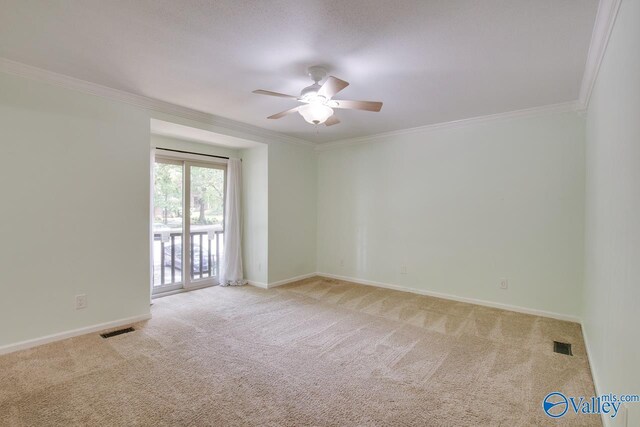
(298, 103, 333, 125)
(300, 93, 328, 104)
(253, 67, 382, 126)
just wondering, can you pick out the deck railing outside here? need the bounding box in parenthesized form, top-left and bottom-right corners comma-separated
(153, 228, 223, 286)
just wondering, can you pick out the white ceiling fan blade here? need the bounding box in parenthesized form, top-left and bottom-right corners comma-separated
(325, 115, 340, 126)
(253, 89, 298, 99)
(267, 106, 300, 119)
(331, 100, 383, 112)
(317, 76, 349, 100)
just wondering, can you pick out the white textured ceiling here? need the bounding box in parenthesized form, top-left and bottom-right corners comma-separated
(0, 0, 598, 143)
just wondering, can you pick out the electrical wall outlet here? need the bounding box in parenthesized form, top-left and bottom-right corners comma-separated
(75, 294, 87, 310)
(340, 259, 344, 267)
(400, 265, 407, 274)
(500, 278, 508, 289)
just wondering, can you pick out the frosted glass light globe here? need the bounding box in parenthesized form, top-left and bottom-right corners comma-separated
(298, 103, 334, 125)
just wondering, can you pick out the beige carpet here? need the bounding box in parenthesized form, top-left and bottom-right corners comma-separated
(0, 277, 599, 426)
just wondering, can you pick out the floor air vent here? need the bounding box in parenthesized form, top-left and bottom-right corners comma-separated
(553, 341, 572, 356)
(100, 327, 135, 339)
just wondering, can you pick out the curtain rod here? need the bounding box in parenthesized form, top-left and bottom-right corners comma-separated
(156, 147, 229, 160)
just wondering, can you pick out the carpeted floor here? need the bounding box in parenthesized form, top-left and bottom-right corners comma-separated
(0, 277, 600, 426)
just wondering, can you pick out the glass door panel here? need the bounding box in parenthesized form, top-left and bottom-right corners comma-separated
(189, 164, 225, 283)
(152, 160, 184, 293)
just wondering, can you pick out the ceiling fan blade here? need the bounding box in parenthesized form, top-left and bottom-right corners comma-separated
(317, 76, 349, 99)
(267, 106, 300, 119)
(253, 89, 298, 99)
(325, 115, 340, 126)
(331, 100, 383, 112)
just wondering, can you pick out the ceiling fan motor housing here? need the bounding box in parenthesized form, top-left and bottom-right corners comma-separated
(307, 65, 327, 83)
(300, 83, 322, 101)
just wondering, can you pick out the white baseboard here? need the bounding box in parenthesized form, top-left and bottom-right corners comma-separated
(247, 272, 318, 290)
(267, 272, 318, 288)
(246, 271, 581, 323)
(0, 313, 152, 356)
(317, 272, 581, 323)
(581, 324, 609, 427)
(247, 280, 268, 289)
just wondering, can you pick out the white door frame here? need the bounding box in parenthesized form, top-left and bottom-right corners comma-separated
(153, 152, 227, 297)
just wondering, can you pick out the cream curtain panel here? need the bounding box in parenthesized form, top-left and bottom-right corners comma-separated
(220, 158, 246, 286)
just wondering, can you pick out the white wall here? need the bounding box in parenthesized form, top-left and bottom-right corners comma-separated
(583, 0, 640, 425)
(268, 142, 317, 284)
(241, 145, 269, 285)
(0, 72, 151, 348)
(318, 111, 585, 318)
(0, 68, 313, 350)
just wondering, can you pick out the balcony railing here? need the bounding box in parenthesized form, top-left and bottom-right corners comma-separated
(153, 229, 223, 287)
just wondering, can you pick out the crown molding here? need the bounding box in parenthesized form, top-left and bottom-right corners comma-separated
(316, 101, 581, 151)
(0, 57, 313, 147)
(578, 0, 622, 109)
(3, 0, 614, 153)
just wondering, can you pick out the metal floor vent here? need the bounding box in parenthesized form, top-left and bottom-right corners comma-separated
(553, 341, 572, 356)
(100, 327, 135, 339)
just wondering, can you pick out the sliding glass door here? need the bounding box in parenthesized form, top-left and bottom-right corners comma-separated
(187, 164, 225, 283)
(153, 159, 184, 293)
(152, 158, 225, 295)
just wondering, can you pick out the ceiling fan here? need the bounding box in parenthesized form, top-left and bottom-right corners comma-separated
(252, 66, 383, 126)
